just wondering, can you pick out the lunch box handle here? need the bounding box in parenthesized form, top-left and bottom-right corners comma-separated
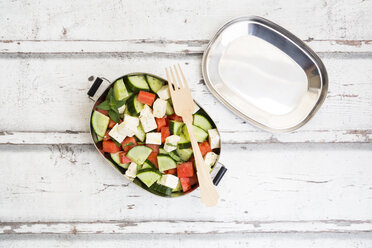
(87, 77, 103, 98)
(87, 77, 112, 102)
(213, 164, 227, 186)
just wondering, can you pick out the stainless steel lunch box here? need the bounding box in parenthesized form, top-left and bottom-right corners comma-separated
(202, 16, 328, 132)
(87, 73, 227, 197)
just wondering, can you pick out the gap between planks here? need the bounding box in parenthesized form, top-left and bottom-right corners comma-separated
(0, 130, 371, 145)
(0, 39, 371, 54)
(1, 219, 372, 235)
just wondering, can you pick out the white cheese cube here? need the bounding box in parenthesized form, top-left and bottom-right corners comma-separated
(117, 125, 135, 138)
(125, 162, 138, 178)
(158, 174, 179, 189)
(122, 114, 139, 132)
(164, 135, 180, 152)
(124, 175, 134, 181)
(140, 104, 153, 117)
(153, 99, 167, 118)
(117, 104, 126, 114)
(208, 129, 220, 149)
(146, 132, 162, 145)
(140, 113, 157, 133)
(157, 85, 170, 100)
(204, 152, 218, 168)
(108, 124, 126, 143)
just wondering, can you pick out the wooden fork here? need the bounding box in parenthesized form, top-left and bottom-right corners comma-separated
(165, 64, 219, 207)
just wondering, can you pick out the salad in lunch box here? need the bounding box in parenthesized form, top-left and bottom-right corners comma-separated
(90, 73, 221, 196)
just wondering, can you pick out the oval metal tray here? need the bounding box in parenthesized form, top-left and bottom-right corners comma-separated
(202, 16, 328, 132)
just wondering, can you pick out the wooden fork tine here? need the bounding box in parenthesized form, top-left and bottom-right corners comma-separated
(169, 66, 178, 90)
(173, 64, 184, 88)
(177, 64, 189, 90)
(165, 68, 175, 93)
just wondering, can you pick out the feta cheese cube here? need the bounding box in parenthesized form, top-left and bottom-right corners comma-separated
(158, 174, 179, 189)
(208, 129, 220, 149)
(140, 113, 157, 133)
(108, 124, 126, 143)
(140, 104, 153, 117)
(204, 152, 218, 168)
(117, 104, 126, 114)
(117, 125, 135, 137)
(157, 85, 170, 100)
(164, 135, 180, 152)
(146, 132, 162, 145)
(153, 99, 167, 118)
(125, 162, 138, 178)
(122, 114, 139, 132)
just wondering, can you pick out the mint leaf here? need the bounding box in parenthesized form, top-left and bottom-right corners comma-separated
(96, 100, 110, 110)
(112, 138, 121, 148)
(122, 142, 134, 148)
(106, 88, 114, 100)
(115, 100, 126, 108)
(108, 109, 120, 123)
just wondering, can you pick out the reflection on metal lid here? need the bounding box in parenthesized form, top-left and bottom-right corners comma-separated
(202, 16, 328, 132)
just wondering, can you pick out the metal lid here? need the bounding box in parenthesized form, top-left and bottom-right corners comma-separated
(202, 16, 328, 132)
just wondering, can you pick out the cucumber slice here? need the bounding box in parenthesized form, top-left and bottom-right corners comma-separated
(135, 124, 146, 142)
(176, 148, 193, 162)
(172, 180, 182, 192)
(125, 75, 150, 92)
(127, 94, 144, 116)
(166, 101, 174, 115)
(150, 182, 172, 196)
(157, 154, 177, 172)
(169, 150, 182, 162)
(193, 114, 213, 131)
(183, 125, 208, 142)
(159, 148, 167, 154)
(91, 110, 110, 137)
(146, 75, 164, 93)
(113, 78, 130, 101)
(97, 135, 103, 142)
(136, 168, 161, 187)
(110, 152, 130, 169)
(141, 159, 156, 169)
(126, 146, 152, 165)
(169, 120, 184, 135)
(178, 133, 191, 149)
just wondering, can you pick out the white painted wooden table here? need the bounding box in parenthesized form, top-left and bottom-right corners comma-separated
(1, 0, 371, 247)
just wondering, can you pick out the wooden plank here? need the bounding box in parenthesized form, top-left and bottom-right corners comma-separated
(1, 143, 371, 231)
(0, 0, 371, 41)
(0, 55, 371, 143)
(2, 233, 372, 248)
(1, 129, 371, 145)
(0, 39, 371, 54)
(1, 220, 372, 234)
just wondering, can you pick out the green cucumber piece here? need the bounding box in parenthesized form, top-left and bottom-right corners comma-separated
(157, 154, 177, 172)
(126, 146, 152, 165)
(110, 152, 130, 169)
(135, 124, 146, 142)
(183, 125, 208, 142)
(172, 180, 182, 192)
(113, 78, 130, 101)
(169, 150, 182, 162)
(193, 114, 213, 131)
(169, 120, 184, 135)
(141, 159, 156, 169)
(124, 75, 149, 92)
(176, 148, 193, 162)
(146, 75, 164, 93)
(127, 94, 144, 116)
(159, 148, 167, 155)
(150, 182, 172, 196)
(166, 101, 174, 115)
(91, 110, 110, 137)
(136, 168, 161, 187)
(178, 133, 191, 149)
